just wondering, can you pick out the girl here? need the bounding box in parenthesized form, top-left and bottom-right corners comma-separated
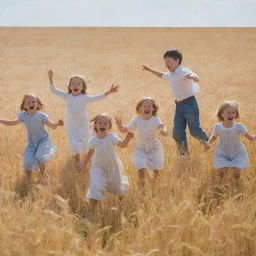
(207, 101, 256, 185)
(115, 97, 168, 185)
(0, 94, 63, 184)
(78, 114, 133, 212)
(48, 70, 119, 163)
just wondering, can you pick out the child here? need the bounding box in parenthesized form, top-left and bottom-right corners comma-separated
(77, 114, 133, 212)
(48, 70, 119, 163)
(207, 101, 256, 185)
(142, 49, 208, 157)
(115, 97, 168, 185)
(0, 94, 63, 184)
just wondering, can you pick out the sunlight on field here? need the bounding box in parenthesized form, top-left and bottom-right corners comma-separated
(0, 27, 256, 255)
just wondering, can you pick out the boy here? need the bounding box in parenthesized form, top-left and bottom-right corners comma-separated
(142, 49, 209, 156)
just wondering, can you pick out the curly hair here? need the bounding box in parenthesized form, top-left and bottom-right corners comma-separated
(91, 114, 112, 133)
(136, 97, 159, 116)
(68, 75, 88, 94)
(217, 101, 239, 121)
(20, 94, 43, 111)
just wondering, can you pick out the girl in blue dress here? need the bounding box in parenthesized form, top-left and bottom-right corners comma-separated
(0, 94, 63, 184)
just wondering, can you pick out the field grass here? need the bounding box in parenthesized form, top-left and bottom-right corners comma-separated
(0, 27, 256, 256)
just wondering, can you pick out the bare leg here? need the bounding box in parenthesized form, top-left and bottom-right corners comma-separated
(89, 198, 99, 221)
(153, 170, 159, 178)
(217, 167, 228, 184)
(74, 154, 80, 163)
(138, 168, 146, 187)
(232, 168, 242, 190)
(25, 170, 32, 185)
(39, 163, 48, 185)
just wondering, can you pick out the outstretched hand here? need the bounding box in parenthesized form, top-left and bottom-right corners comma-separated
(57, 119, 64, 126)
(127, 131, 134, 139)
(115, 116, 122, 126)
(48, 70, 54, 83)
(142, 65, 150, 71)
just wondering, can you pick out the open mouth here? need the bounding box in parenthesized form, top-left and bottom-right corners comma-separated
(99, 128, 106, 132)
(228, 118, 233, 121)
(144, 110, 150, 115)
(73, 89, 79, 92)
(29, 106, 34, 110)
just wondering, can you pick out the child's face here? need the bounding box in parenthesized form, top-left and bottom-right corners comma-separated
(69, 77, 84, 96)
(221, 106, 237, 122)
(24, 96, 38, 113)
(140, 100, 154, 118)
(95, 117, 111, 134)
(164, 57, 180, 72)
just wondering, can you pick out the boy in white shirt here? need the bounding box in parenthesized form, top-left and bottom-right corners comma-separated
(142, 49, 209, 156)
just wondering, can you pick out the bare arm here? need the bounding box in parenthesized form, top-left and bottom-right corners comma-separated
(158, 124, 168, 137)
(185, 73, 200, 82)
(115, 116, 129, 133)
(117, 132, 134, 148)
(142, 65, 164, 78)
(77, 149, 95, 171)
(208, 135, 217, 145)
(0, 119, 21, 126)
(45, 119, 64, 129)
(243, 133, 256, 142)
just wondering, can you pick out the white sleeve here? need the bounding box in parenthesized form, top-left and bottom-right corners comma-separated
(111, 133, 121, 145)
(50, 84, 67, 99)
(180, 67, 196, 79)
(162, 72, 170, 81)
(85, 93, 106, 103)
(17, 112, 25, 122)
(39, 112, 49, 123)
(88, 137, 95, 150)
(212, 124, 219, 137)
(237, 123, 248, 135)
(155, 117, 163, 127)
(126, 117, 138, 131)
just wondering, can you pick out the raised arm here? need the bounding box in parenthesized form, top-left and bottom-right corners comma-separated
(48, 70, 67, 99)
(117, 132, 134, 148)
(115, 116, 129, 133)
(142, 65, 164, 78)
(0, 119, 21, 126)
(45, 119, 64, 129)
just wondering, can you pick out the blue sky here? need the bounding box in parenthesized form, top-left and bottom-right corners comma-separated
(0, 0, 255, 27)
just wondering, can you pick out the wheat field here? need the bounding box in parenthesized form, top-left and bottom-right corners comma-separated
(0, 27, 256, 256)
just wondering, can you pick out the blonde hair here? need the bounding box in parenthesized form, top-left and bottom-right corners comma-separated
(136, 97, 159, 116)
(217, 101, 239, 121)
(20, 94, 43, 111)
(91, 114, 112, 133)
(68, 75, 89, 94)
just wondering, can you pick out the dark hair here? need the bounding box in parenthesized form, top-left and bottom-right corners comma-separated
(217, 101, 239, 121)
(163, 49, 182, 64)
(91, 114, 112, 133)
(136, 97, 159, 116)
(68, 75, 88, 94)
(20, 94, 43, 111)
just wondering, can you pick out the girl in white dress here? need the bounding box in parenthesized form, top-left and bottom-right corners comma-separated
(0, 94, 63, 184)
(115, 97, 168, 185)
(77, 114, 133, 212)
(208, 101, 256, 184)
(48, 70, 119, 163)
